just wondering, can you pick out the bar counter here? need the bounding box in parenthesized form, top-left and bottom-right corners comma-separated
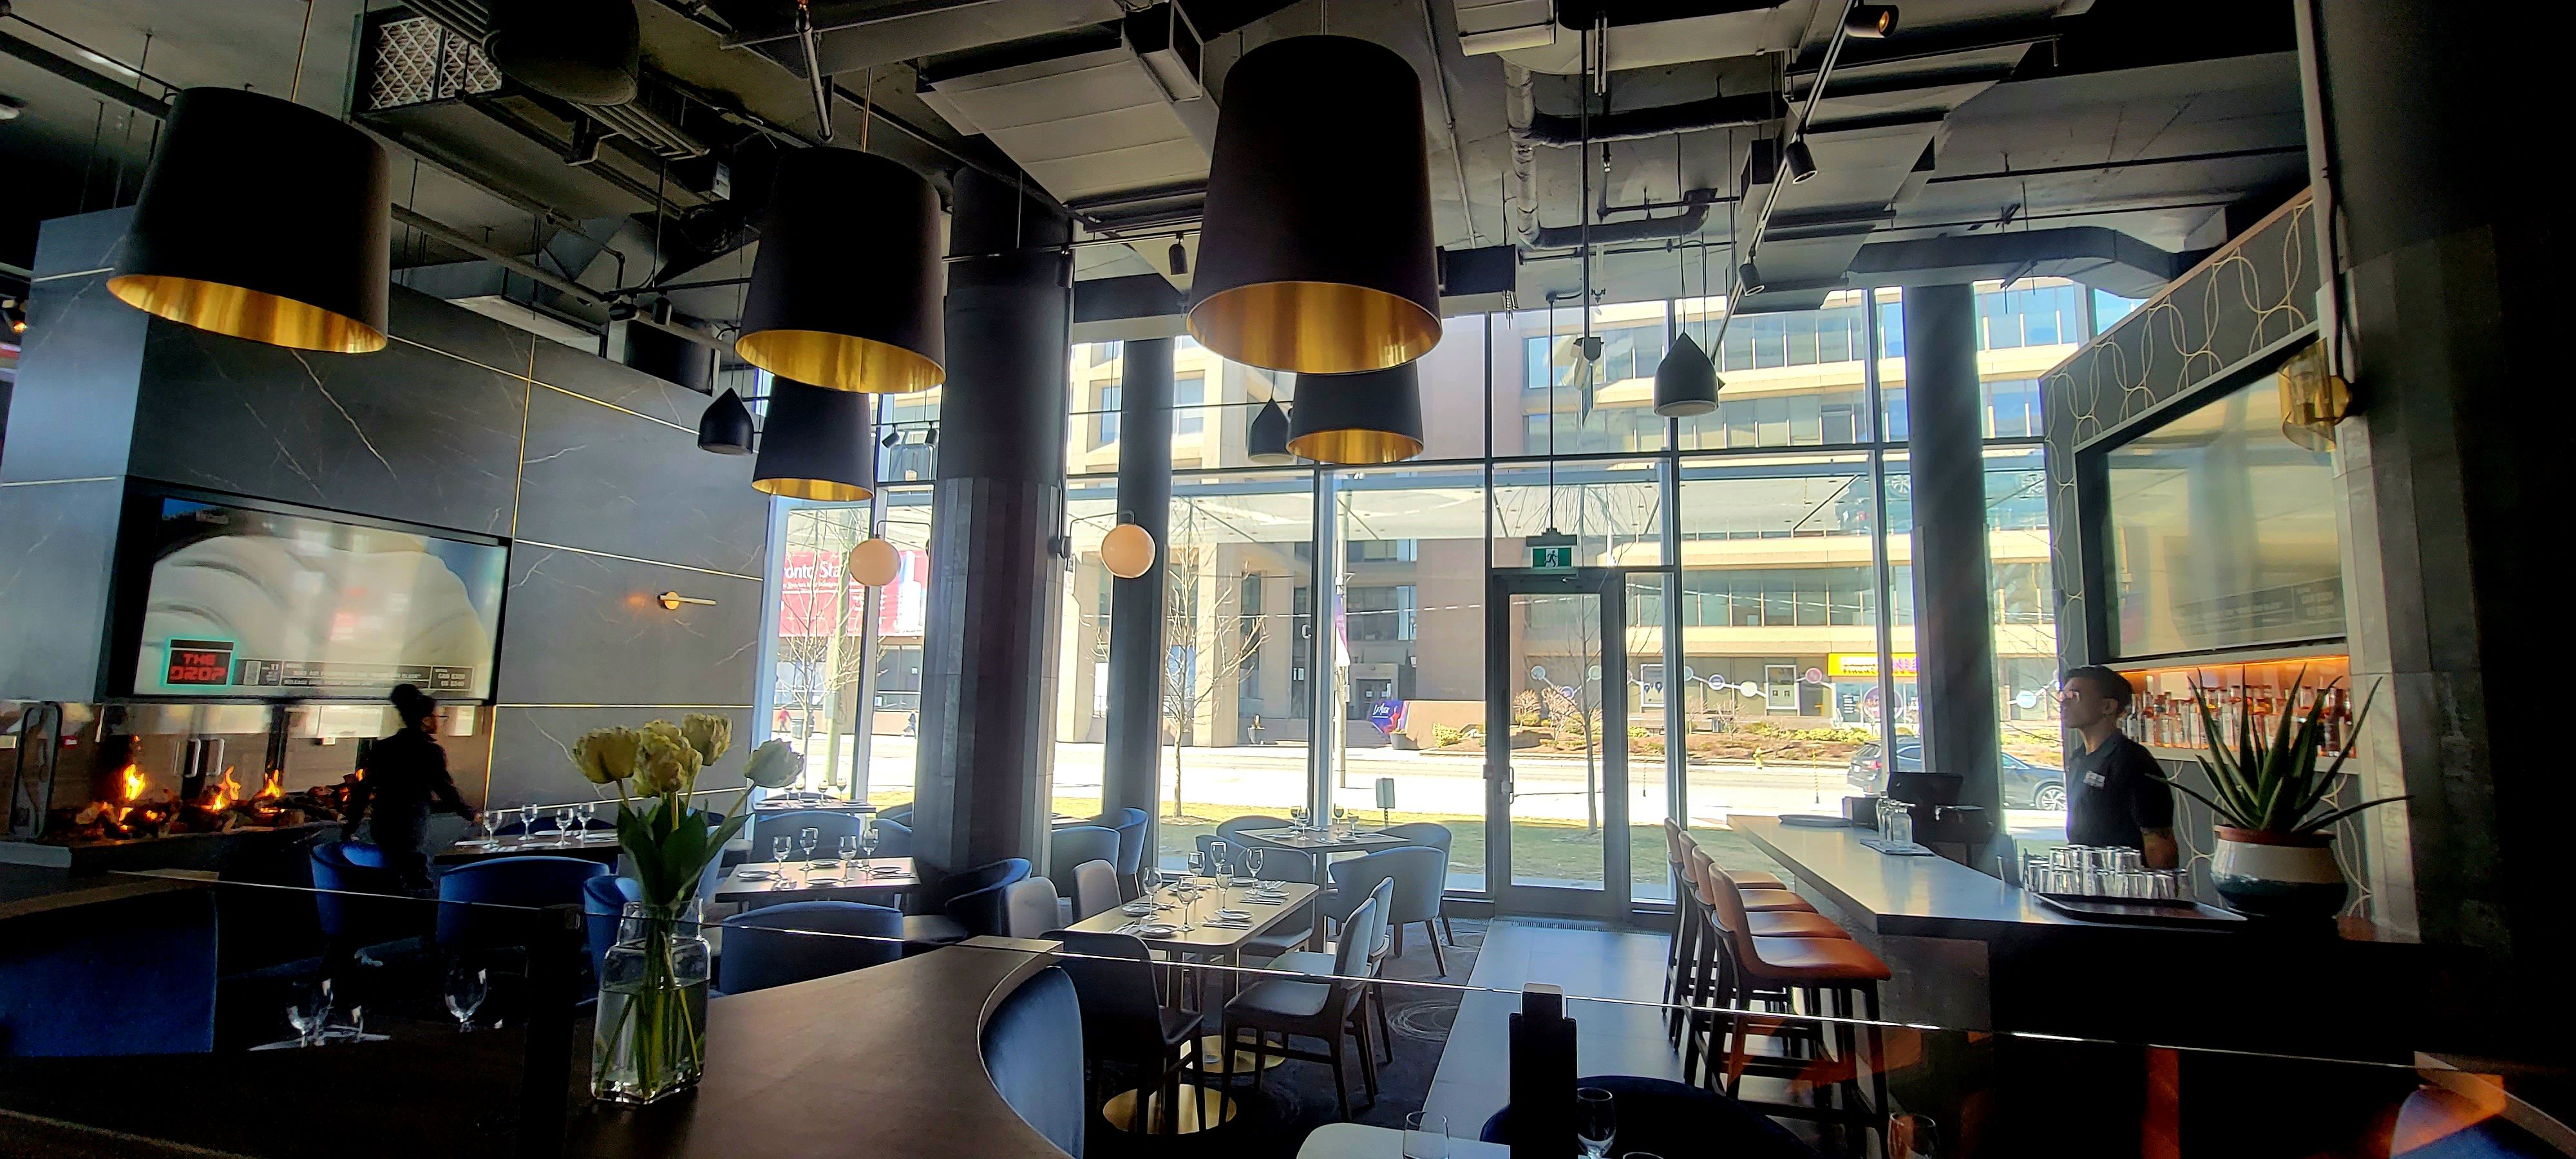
(1730, 816, 2435, 1059)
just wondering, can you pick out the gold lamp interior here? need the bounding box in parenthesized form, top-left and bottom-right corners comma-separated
(107, 274, 388, 353)
(1186, 281, 1441, 375)
(752, 476, 875, 502)
(735, 329, 943, 393)
(1285, 428, 1424, 466)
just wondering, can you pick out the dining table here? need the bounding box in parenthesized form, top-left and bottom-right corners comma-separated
(1296, 1122, 1507, 1158)
(1231, 826, 1410, 942)
(1061, 875, 1321, 1014)
(710, 857, 919, 905)
(433, 831, 623, 865)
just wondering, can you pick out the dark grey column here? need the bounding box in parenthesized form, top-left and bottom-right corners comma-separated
(1900, 285, 2003, 836)
(911, 169, 1075, 881)
(1103, 338, 1173, 854)
(2307, 0, 2557, 1055)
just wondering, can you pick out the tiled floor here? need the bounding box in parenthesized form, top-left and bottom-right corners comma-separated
(1421, 918, 1685, 1133)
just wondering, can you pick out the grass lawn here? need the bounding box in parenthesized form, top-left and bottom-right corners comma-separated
(867, 790, 1790, 895)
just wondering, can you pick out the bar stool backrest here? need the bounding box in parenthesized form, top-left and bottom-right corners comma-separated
(1696, 856, 1758, 957)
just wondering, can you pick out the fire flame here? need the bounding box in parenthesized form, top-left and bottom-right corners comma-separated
(205, 766, 242, 811)
(120, 764, 146, 802)
(256, 769, 285, 802)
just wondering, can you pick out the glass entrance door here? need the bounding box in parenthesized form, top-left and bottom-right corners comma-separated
(1485, 568, 1632, 918)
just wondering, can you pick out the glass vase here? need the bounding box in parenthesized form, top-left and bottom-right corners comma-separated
(591, 900, 710, 1105)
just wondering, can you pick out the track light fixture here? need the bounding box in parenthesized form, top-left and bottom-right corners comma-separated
(1168, 241, 1189, 277)
(1783, 138, 1818, 184)
(1844, 5, 1898, 38)
(1738, 262, 1766, 295)
(881, 428, 900, 449)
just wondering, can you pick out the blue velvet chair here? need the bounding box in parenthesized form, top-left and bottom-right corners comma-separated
(878, 802, 914, 826)
(900, 857, 1032, 945)
(1478, 1074, 1817, 1158)
(980, 966, 1086, 1158)
(871, 817, 914, 859)
(719, 901, 904, 994)
(1326, 845, 1451, 975)
(436, 855, 610, 949)
(752, 809, 865, 859)
(1048, 825, 1119, 896)
(3, 884, 217, 1055)
(310, 840, 418, 954)
(1103, 807, 1149, 894)
(580, 875, 647, 975)
(1214, 814, 1312, 882)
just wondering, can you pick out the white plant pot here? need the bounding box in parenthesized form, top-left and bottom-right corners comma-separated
(2210, 827, 2347, 919)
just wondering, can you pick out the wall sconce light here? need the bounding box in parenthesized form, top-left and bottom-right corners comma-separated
(657, 591, 716, 611)
(2277, 341, 2349, 451)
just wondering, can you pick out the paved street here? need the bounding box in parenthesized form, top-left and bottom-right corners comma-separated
(788, 735, 2067, 834)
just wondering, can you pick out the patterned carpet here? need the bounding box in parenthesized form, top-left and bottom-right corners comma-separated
(1084, 918, 1486, 1159)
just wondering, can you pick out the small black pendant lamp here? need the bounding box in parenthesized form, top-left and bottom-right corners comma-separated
(752, 378, 874, 501)
(1245, 398, 1294, 466)
(1287, 363, 1423, 465)
(489, 0, 641, 106)
(696, 388, 756, 455)
(108, 87, 391, 353)
(1654, 241, 1720, 417)
(1188, 36, 1442, 374)
(736, 149, 945, 393)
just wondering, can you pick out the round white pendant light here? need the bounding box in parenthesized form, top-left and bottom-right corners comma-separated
(847, 538, 901, 587)
(1101, 523, 1157, 580)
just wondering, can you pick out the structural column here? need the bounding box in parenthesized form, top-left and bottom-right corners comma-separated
(2306, 0, 2555, 1056)
(1899, 285, 2003, 840)
(911, 169, 1074, 880)
(1103, 338, 1174, 854)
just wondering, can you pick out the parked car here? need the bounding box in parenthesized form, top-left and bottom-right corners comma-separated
(1846, 741, 2067, 810)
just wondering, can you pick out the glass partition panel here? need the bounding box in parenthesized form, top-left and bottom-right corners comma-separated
(1155, 469, 1317, 868)
(1492, 305, 1671, 457)
(1492, 458, 1667, 568)
(1676, 289, 1876, 451)
(1334, 464, 1488, 890)
(1054, 480, 1123, 821)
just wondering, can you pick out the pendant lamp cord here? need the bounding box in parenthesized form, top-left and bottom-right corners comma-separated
(289, 0, 317, 103)
(858, 66, 875, 150)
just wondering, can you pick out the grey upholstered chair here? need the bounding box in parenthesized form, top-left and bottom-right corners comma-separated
(1071, 860, 1122, 922)
(1325, 845, 1450, 975)
(1005, 876, 1062, 939)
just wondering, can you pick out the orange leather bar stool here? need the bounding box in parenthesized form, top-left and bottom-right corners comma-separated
(1696, 859, 1891, 1151)
(1687, 845, 1814, 913)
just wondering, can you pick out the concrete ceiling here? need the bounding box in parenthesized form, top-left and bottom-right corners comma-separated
(1, 0, 2307, 339)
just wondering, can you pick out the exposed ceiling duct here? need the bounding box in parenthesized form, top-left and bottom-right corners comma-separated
(705, 0, 1127, 77)
(1848, 224, 2205, 297)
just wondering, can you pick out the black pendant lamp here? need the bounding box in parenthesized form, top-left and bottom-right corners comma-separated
(736, 149, 945, 393)
(1287, 364, 1423, 465)
(1246, 398, 1294, 466)
(1654, 334, 1720, 417)
(489, 0, 641, 106)
(108, 87, 390, 353)
(1188, 37, 1441, 375)
(752, 379, 874, 501)
(697, 388, 756, 455)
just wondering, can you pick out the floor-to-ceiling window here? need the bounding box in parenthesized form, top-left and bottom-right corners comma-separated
(755, 275, 2091, 901)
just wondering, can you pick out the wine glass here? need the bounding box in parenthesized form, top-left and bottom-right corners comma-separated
(1575, 1087, 1616, 1158)
(515, 806, 539, 844)
(1213, 850, 1235, 896)
(1244, 847, 1264, 879)
(444, 963, 487, 1032)
(1140, 866, 1164, 905)
(770, 835, 793, 863)
(554, 806, 579, 845)
(286, 977, 332, 1047)
(838, 834, 860, 867)
(797, 826, 821, 862)
(473, 812, 498, 847)
(582, 800, 600, 832)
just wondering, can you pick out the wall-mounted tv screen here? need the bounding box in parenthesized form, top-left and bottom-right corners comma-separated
(130, 498, 508, 700)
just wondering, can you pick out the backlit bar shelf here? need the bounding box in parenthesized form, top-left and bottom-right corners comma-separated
(2110, 654, 2356, 761)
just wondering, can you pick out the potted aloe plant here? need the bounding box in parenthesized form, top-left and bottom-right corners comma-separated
(2159, 674, 2401, 919)
(573, 716, 801, 1104)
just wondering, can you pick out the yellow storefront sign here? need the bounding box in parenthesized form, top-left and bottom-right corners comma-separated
(1827, 652, 1918, 678)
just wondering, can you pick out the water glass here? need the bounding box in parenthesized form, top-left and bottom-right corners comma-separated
(444, 963, 488, 1032)
(838, 834, 860, 865)
(1215, 857, 1235, 894)
(1403, 1112, 1448, 1159)
(771, 835, 793, 863)
(517, 806, 540, 843)
(797, 826, 820, 862)
(1575, 1087, 1617, 1158)
(859, 822, 879, 862)
(556, 806, 580, 843)
(1141, 867, 1164, 899)
(1890, 1113, 1940, 1158)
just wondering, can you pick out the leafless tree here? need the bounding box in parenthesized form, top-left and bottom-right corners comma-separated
(1160, 514, 1265, 822)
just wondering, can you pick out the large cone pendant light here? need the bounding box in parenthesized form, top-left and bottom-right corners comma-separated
(1287, 363, 1423, 465)
(1188, 36, 1441, 374)
(109, 88, 390, 353)
(1245, 398, 1294, 466)
(737, 149, 945, 393)
(1653, 334, 1720, 417)
(752, 378, 874, 501)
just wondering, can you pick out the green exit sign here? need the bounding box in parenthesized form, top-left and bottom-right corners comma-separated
(1529, 531, 1577, 571)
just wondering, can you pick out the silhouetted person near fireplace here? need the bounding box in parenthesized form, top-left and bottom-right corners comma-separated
(343, 684, 477, 890)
